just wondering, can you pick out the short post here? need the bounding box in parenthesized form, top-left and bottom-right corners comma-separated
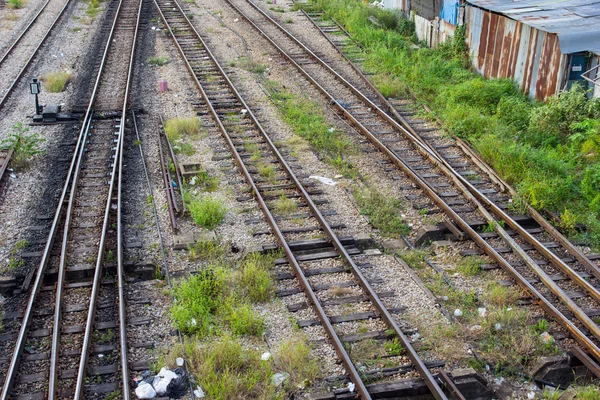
(29, 78, 42, 115)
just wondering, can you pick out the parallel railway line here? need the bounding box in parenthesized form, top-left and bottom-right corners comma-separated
(0, 0, 74, 111)
(154, 0, 468, 398)
(214, 0, 600, 361)
(0, 0, 142, 396)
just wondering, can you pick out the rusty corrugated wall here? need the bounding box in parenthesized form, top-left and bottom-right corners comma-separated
(465, 5, 567, 101)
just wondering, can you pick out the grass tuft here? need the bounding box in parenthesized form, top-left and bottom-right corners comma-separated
(7, 0, 24, 9)
(273, 195, 297, 215)
(164, 117, 200, 142)
(41, 71, 72, 92)
(147, 56, 170, 66)
(186, 194, 227, 229)
(353, 186, 410, 237)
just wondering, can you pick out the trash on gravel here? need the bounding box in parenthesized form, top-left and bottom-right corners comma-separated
(453, 309, 463, 317)
(135, 382, 156, 399)
(271, 372, 289, 387)
(309, 175, 336, 186)
(261, 352, 271, 361)
(347, 382, 355, 392)
(134, 367, 189, 399)
(540, 332, 554, 344)
(194, 386, 205, 398)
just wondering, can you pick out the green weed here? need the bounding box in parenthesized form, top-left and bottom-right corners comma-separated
(41, 71, 72, 92)
(457, 256, 483, 276)
(185, 194, 226, 229)
(164, 117, 200, 142)
(1, 123, 45, 170)
(7, 0, 24, 9)
(353, 186, 410, 237)
(273, 195, 297, 215)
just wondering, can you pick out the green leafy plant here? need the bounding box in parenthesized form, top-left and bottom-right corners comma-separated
(185, 194, 226, 229)
(147, 56, 170, 66)
(7, 0, 24, 9)
(1, 123, 45, 169)
(353, 186, 410, 237)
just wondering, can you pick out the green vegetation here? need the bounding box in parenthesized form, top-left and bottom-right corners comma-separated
(269, 5, 285, 12)
(238, 56, 268, 74)
(258, 162, 277, 181)
(164, 117, 200, 142)
(170, 252, 280, 336)
(147, 56, 170, 66)
(353, 186, 410, 237)
(185, 194, 226, 229)
(188, 170, 218, 192)
(1, 123, 45, 170)
(7, 0, 24, 9)
(267, 82, 356, 177)
(187, 238, 226, 262)
(309, 0, 600, 249)
(273, 194, 297, 215)
(41, 71, 72, 92)
(85, 0, 102, 18)
(457, 256, 483, 276)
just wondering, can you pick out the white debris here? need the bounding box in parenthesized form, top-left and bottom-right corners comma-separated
(540, 332, 554, 344)
(410, 333, 421, 341)
(176, 357, 184, 367)
(347, 382, 355, 392)
(135, 382, 156, 399)
(241, 108, 247, 114)
(234, 18, 239, 22)
(454, 309, 463, 317)
(271, 372, 289, 387)
(527, 391, 535, 399)
(477, 307, 487, 317)
(309, 175, 336, 186)
(328, 127, 335, 132)
(261, 352, 271, 361)
(152, 367, 178, 396)
(494, 323, 502, 331)
(193, 386, 205, 398)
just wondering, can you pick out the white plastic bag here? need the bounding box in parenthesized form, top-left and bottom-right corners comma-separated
(135, 382, 156, 399)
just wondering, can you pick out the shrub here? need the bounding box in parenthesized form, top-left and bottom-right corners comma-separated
(1, 123, 45, 169)
(41, 71, 72, 92)
(222, 300, 264, 336)
(164, 117, 200, 142)
(237, 253, 275, 302)
(186, 194, 226, 229)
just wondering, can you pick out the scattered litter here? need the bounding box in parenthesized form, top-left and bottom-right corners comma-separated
(98, 354, 104, 358)
(494, 323, 502, 331)
(189, 176, 198, 186)
(171, 180, 178, 188)
(152, 26, 156, 30)
(176, 357, 184, 367)
(410, 332, 421, 341)
(507, 307, 512, 311)
(241, 108, 247, 114)
(328, 127, 335, 133)
(298, 379, 311, 389)
(135, 382, 156, 399)
(477, 307, 487, 317)
(347, 382, 355, 392)
(309, 175, 336, 186)
(9, 173, 16, 179)
(234, 18, 239, 22)
(261, 352, 271, 361)
(441, 296, 449, 301)
(134, 367, 189, 399)
(494, 377, 504, 385)
(193, 386, 205, 398)
(527, 391, 535, 399)
(540, 332, 554, 344)
(271, 372, 289, 387)
(334, 174, 343, 179)
(454, 309, 463, 317)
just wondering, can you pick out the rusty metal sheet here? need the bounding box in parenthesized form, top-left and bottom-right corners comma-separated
(467, 0, 600, 54)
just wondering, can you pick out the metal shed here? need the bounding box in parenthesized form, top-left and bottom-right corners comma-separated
(464, 0, 600, 100)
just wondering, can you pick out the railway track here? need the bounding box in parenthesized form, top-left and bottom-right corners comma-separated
(154, 0, 468, 398)
(0, 0, 142, 397)
(209, 0, 600, 362)
(0, 0, 74, 111)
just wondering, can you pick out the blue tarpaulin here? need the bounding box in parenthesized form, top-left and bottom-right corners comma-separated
(440, 0, 459, 24)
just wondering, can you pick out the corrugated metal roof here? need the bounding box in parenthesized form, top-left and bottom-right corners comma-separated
(466, 0, 600, 54)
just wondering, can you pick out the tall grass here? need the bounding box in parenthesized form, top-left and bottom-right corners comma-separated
(185, 194, 226, 229)
(164, 117, 200, 142)
(310, 0, 600, 248)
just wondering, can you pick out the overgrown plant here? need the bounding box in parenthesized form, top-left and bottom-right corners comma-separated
(353, 186, 410, 237)
(185, 193, 226, 229)
(164, 117, 200, 142)
(1, 123, 45, 169)
(41, 71, 72, 92)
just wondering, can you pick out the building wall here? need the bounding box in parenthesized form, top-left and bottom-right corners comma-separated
(465, 5, 567, 101)
(414, 15, 455, 47)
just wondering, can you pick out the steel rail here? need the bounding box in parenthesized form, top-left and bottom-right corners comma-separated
(302, 9, 600, 283)
(0, 0, 72, 110)
(0, 90, 91, 400)
(274, 2, 600, 284)
(74, 0, 142, 396)
(156, 1, 450, 398)
(222, 0, 600, 358)
(0, 0, 53, 65)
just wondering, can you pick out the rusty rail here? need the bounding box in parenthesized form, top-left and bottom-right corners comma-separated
(224, 0, 600, 360)
(154, 0, 453, 398)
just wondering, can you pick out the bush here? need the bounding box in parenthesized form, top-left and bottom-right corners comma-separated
(164, 117, 200, 142)
(1, 123, 45, 169)
(186, 194, 226, 229)
(41, 71, 72, 92)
